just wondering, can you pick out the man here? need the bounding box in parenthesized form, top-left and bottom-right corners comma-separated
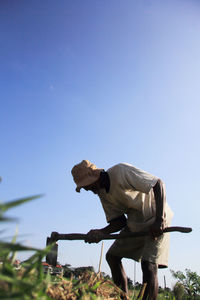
(71, 160, 173, 300)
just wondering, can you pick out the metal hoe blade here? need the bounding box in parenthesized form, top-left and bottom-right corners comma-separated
(46, 237, 58, 266)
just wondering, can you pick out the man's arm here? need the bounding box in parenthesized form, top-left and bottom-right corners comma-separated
(85, 215, 127, 243)
(150, 179, 166, 237)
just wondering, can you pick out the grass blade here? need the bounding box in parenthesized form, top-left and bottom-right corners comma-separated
(0, 242, 40, 252)
(0, 195, 43, 213)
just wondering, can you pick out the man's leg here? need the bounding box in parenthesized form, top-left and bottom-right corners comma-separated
(106, 252, 128, 293)
(141, 260, 158, 300)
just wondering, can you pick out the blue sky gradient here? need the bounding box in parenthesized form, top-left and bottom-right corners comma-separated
(1, 0, 200, 288)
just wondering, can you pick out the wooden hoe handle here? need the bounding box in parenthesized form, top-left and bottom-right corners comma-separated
(46, 226, 192, 266)
(50, 226, 192, 242)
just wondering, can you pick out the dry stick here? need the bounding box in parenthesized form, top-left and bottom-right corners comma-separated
(137, 283, 147, 299)
(98, 241, 104, 274)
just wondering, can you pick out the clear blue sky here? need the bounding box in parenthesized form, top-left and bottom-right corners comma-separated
(1, 0, 200, 288)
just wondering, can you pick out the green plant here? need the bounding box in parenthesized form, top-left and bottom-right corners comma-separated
(171, 269, 200, 299)
(173, 282, 185, 300)
(0, 195, 53, 299)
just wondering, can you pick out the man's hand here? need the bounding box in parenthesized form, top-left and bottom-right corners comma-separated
(85, 216, 127, 243)
(149, 219, 165, 239)
(85, 229, 105, 243)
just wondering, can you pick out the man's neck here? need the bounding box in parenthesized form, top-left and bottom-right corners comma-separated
(100, 171, 110, 193)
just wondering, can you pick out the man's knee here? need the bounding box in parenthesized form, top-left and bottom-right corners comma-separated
(106, 252, 121, 265)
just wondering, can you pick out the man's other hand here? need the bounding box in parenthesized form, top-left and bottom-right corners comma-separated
(85, 229, 104, 243)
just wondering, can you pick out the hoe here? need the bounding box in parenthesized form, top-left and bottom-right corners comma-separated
(46, 226, 192, 266)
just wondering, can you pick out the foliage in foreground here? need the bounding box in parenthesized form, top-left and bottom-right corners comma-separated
(0, 195, 52, 299)
(0, 194, 129, 299)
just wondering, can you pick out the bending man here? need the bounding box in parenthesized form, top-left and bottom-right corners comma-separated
(71, 160, 173, 300)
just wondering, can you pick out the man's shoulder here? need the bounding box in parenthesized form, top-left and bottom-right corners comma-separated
(107, 163, 131, 173)
(107, 163, 137, 182)
(107, 163, 137, 173)
(107, 163, 158, 183)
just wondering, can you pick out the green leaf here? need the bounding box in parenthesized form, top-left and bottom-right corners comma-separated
(0, 195, 43, 213)
(90, 280, 102, 291)
(22, 244, 53, 277)
(1, 261, 16, 277)
(0, 242, 40, 252)
(0, 273, 15, 284)
(0, 216, 18, 222)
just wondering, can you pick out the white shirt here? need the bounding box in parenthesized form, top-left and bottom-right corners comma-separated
(98, 163, 165, 232)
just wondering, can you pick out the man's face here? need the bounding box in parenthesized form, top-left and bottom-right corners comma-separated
(83, 181, 99, 194)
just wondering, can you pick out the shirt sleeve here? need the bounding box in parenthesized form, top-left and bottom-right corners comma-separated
(124, 164, 159, 194)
